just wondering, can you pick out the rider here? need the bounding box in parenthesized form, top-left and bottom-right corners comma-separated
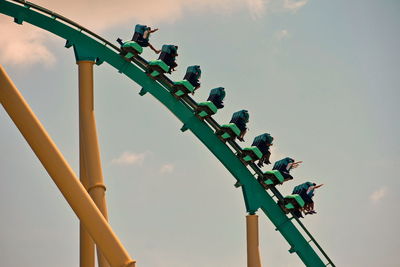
(272, 157, 302, 179)
(230, 110, 249, 142)
(158, 45, 178, 73)
(207, 87, 226, 109)
(132, 24, 160, 54)
(292, 182, 323, 215)
(251, 133, 274, 167)
(184, 65, 201, 90)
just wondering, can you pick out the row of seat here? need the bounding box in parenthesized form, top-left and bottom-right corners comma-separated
(117, 37, 305, 216)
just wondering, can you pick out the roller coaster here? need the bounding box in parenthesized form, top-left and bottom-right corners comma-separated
(0, 0, 336, 266)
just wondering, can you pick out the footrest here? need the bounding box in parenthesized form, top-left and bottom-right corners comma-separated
(196, 101, 218, 118)
(172, 80, 195, 97)
(121, 41, 143, 59)
(258, 170, 285, 188)
(148, 60, 170, 77)
(280, 194, 305, 212)
(241, 146, 263, 163)
(216, 123, 241, 141)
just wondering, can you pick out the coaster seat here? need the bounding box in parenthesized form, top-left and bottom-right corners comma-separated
(172, 80, 195, 97)
(241, 146, 263, 164)
(279, 194, 305, 213)
(147, 60, 170, 77)
(119, 40, 143, 60)
(216, 123, 241, 141)
(258, 170, 286, 189)
(196, 101, 218, 118)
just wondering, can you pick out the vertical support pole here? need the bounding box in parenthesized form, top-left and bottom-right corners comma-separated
(80, 129, 95, 267)
(78, 60, 110, 267)
(0, 65, 136, 267)
(246, 214, 262, 267)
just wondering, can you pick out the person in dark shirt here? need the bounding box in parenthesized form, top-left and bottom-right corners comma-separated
(158, 45, 178, 73)
(229, 110, 249, 142)
(292, 182, 323, 215)
(272, 157, 302, 180)
(132, 24, 160, 54)
(251, 133, 274, 167)
(184, 65, 201, 90)
(207, 87, 226, 109)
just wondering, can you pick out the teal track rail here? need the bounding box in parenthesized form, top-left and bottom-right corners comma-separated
(0, 1, 335, 266)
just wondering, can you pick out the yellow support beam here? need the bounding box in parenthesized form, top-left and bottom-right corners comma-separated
(0, 65, 136, 267)
(79, 138, 95, 267)
(80, 94, 95, 267)
(78, 60, 110, 267)
(246, 214, 262, 267)
(80, 222, 95, 267)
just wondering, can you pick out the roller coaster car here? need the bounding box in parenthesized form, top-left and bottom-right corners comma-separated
(196, 101, 218, 119)
(172, 80, 195, 97)
(147, 60, 170, 78)
(117, 39, 143, 60)
(258, 170, 286, 189)
(278, 194, 305, 214)
(240, 146, 263, 164)
(216, 123, 241, 142)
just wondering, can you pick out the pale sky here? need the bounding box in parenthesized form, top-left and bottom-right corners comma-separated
(1, 0, 399, 266)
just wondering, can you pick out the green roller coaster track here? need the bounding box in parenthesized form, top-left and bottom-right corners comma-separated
(0, 0, 335, 266)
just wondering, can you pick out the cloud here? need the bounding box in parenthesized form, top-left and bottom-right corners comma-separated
(369, 187, 388, 203)
(31, 0, 271, 31)
(33, 0, 185, 31)
(0, 0, 307, 66)
(276, 29, 290, 40)
(246, 0, 269, 19)
(159, 164, 175, 174)
(0, 17, 56, 67)
(283, 0, 308, 12)
(0, 0, 264, 66)
(111, 151, 147, 166)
